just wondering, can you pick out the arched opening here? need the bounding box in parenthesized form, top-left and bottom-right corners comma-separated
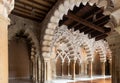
(93, 50, 102, 75)
(9, 32, 33, 82)
(40, 0, 114, 82)
(105, 57, 110, 75)
(63, 58, 69, 76)
(56, 56, 62, 77)
(70, 61, 72, 76)
(75, 59, 80, 75)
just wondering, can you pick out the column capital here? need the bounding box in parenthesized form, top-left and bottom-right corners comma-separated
(100, 60, 106, 63)
(0, 0, 14, 17)
(109, 59, 112, 63)
(100, 58, 106, 63)
(71, 56, 77, 61)
(44, 57, 50, 62)
(87, 58, 93, 62)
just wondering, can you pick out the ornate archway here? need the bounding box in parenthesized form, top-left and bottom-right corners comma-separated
(8, 27, 42, 83)
(41, 0, 114, 58)
(40, 0, 114, 81)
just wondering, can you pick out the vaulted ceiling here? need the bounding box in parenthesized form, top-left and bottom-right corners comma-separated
(12, 0, 57, 22)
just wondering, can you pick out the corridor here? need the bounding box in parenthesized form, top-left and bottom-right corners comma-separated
(1, 0, 120, 83)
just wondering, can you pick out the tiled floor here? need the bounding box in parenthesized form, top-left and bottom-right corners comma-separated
(68, 78, 111, 83)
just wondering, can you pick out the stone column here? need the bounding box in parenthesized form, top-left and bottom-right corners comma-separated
(61, 62, 64, 76)
(88, 61, 93, 78)
(85, 62, 88, 75)
(38, 56, 41, 83)
(44, 61, 47, 81)
(79, 63, 81, 75)
(35, 56, 38, 83)
(81, 63, 84, 75)
(68, 62, 70, 76)
(44, 58, 50, 82)
(0, 0, 14, 83)
(101, 61, 105, 76)
(31, 55, 35, 82)
(109, 59, 112, 75)
(71, 59, 76, 80)
(53, 60, 56, 79)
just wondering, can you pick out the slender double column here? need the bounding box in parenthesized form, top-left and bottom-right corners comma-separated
(44, 58, 50, 82)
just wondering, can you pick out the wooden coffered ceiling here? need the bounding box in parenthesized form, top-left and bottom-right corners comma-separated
(12, 0, 57, 22)
(59, 3, 111, 41)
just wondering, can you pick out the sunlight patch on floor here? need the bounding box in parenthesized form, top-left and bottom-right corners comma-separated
(49, 75, 111, 83)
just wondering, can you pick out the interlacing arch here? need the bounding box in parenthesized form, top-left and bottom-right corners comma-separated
(55, 48, 70, 63)
(51, 25, 112, 62)
(51, 25, 92, 62)
(42, 0, 114, 57)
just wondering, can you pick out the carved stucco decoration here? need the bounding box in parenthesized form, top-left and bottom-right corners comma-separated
(0, 0, 14, 17)
(51, 25, 111, 62)
(42, 0, 114, 58)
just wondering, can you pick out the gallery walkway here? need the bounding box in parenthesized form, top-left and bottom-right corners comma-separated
(51, 76, 111, 83)
(68, 78, 111, 83)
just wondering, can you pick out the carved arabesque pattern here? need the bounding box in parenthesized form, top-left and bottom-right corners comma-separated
(51, 25, 111, 62)
(0, 0, 14, 17)
(41, 0, 115, 58)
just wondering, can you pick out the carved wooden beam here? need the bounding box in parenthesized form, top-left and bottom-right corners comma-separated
(72, 7, 104, 29)
(12, 10, 41, 22)
(95, 34, 107, 41)
(17, 0, 48, 12)
(65, 13, 105, 33)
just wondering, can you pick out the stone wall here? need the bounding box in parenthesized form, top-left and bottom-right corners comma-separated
(9, 38, 31, 79)
(8, 14, 40, 41)
(106, 31, 120, 83)
(8, 14, 42, 83)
